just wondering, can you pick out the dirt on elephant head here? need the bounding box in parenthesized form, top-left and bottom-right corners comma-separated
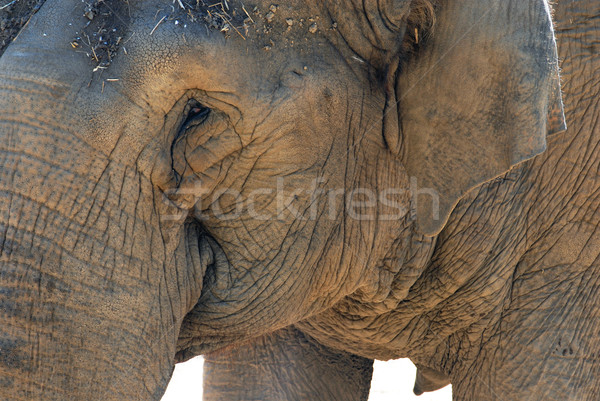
(0, 0, 131, 70)
(71, 0, 131, 71)
(73, 0, 248, 72)
(0, 0, 47, 56)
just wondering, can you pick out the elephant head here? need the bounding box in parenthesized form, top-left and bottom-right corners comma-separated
(0, 0, 563, 399)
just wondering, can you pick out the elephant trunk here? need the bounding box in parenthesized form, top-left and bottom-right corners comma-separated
(0, 45, 206, 400)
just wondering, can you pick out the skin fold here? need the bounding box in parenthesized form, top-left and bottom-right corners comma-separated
(0, 0, 593, 400)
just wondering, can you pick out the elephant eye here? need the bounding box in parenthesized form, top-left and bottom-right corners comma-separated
(183, 101, 211, 130)
(172, 100, 211, 151)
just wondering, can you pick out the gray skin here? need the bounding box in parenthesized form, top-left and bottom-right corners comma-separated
(0, 0, 578, 400)
(206, 1, 600, 400)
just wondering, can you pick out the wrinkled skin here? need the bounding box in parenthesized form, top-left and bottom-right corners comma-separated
(0, 0, 578, 400)
(207, 1, 600, 401)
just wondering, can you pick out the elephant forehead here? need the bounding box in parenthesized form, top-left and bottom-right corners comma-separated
(119, 9, 361, 99)
(13, 0, 374, 161)
(114, 13, 377, 139)
(103, 3, 295, 72)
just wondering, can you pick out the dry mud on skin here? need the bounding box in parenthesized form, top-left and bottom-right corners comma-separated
(0, 0, 46, 56)
(0, 0, 246, 68)
(71, 0, 131, 70)
(1, 0, 320, 69)
(73, 0, 249, 72)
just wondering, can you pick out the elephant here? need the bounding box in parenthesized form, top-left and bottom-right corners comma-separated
(0, 0, 595, 400)
(203, 1, 600, 400)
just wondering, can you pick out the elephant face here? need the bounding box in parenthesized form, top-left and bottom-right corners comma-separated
(0, 0, 564, 398)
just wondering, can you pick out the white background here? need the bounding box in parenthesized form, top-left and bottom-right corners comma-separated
(161, 357, 452, 400)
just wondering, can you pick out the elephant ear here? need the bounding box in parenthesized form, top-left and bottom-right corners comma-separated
(386, 0, 566, 236)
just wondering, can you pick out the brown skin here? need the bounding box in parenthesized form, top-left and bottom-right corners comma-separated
(204, 327, 373, 401)
(413, 365, 450, 396)
(207, 1, 600, 400)
(0, 0, 565, 400)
